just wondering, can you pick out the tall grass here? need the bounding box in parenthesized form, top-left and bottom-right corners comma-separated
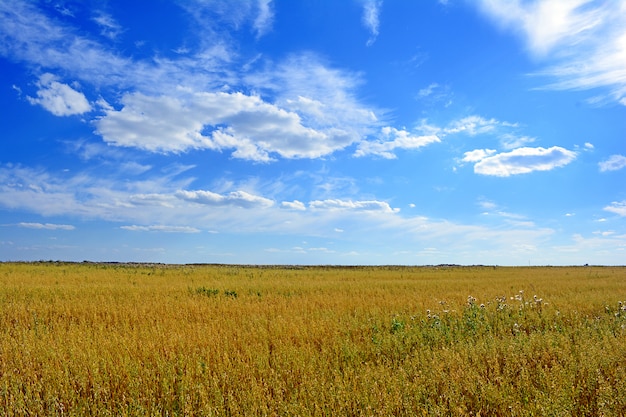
(0, 263, 624, 415)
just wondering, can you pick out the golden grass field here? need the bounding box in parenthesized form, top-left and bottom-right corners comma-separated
(1, 262, 625, 416)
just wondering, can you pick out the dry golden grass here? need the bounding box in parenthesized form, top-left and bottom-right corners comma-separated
(0, 262, 625, 416)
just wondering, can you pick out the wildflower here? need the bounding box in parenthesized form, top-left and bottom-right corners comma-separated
(480, 304, 485, 309)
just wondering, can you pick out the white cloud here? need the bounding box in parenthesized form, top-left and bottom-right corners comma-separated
(281, 200, 307, 211)
(604, 201, 626, 217)
(92, 53, 382, 160)
(470, 146, 577, 176)
(18, 222, 75, 230)
(129, 194, 175, 208)
(599, 155, 626, 172)
(361, 0, 382, 46)
(3, 164, 595, 264)
(27, 73, 91, 116)
(96, 91, 338, 159)
(477, 0, 598, 56)
(253, 0, 274, 38)
(476, 0, 626, 105)
(181, 0, 274, 40)
(247, 53, 380, 133)
(309, 199, 399, 213)
(92, 11, 123, 39)
(0, 1, 234, 96)
(175, 189, 274, 209)
(418, 83, 439, 98)
(355, 127, 440, 159)
(2, 3, 383, 162)
(462, 149, 497, 163)
(120, 225, 200, 233)
(500, 133, 535, 150)
(444, 115, 504, 136)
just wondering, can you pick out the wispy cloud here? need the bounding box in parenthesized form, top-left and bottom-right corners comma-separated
(17, 222, 75, 230)
(361, 0, 382, 46)
(1, 1, 382, 162)
(475, 0, 626, 105)
(180, 0, 274, 40)
(444, 115, 510, 136)
(499, 133, 536, 150)
(92, 11, 123, 40)
(120, 225, 200, 233)
(253, 0, 274, 38)
(599, 155, 626, 172)
(604, 201, 626, 217)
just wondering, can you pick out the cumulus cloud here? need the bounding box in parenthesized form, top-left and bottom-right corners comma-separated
(604, 201, 626, 217)
(2, 2, 382, 162)
(96, 91, 337, 159)
(309, 199, 399, 213)
(354, 127, 440, 159)
(27, 74, 91, 116)
(599, 155, 626, 172)
(120, 225, 200, 233)
(361, 0, 382, 46)
(18, 222, 75, 230)
(94, 55, 381, 160)
(475, 0, 626, 105)
(468, 146, 577, 176)
(175, 189, 274, 208)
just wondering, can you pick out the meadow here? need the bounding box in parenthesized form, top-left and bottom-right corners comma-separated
(0, 262, 625, 416)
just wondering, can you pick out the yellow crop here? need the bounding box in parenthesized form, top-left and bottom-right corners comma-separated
(1, 263, 624, 415)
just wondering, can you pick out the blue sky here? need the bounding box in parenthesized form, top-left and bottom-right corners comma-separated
(0, 0, 625, 265)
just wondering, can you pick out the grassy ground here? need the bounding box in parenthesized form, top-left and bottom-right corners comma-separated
(0, 262, 625, 416)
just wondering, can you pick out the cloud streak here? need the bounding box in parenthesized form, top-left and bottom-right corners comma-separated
(475, 0, 626, 105)
(120, 225, 201, 233)
(361, 0, 382, 46)
(17, 222, 75, 230)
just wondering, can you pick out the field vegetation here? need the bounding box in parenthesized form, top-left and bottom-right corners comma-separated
(0, 262, 625, 416)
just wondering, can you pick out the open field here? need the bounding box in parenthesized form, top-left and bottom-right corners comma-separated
(1, 262, 625, 416)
